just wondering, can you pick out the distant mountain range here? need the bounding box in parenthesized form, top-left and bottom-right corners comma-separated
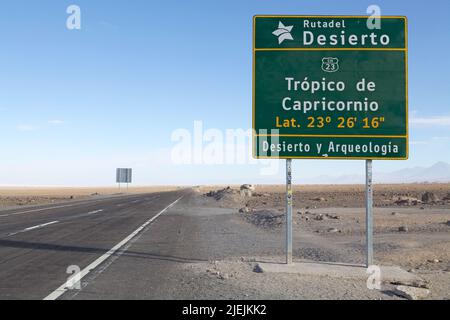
(377, 161, 450, 183)
(306, 162, 450, 184)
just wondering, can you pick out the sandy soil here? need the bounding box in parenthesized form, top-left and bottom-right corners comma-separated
(198, 183, 450, 209)
(197, 184, 450, 299)
(0, 186, 182, 208)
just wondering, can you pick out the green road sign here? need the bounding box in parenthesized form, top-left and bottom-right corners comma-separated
(252, 15, 408, 159)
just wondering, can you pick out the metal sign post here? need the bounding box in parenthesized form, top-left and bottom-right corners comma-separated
(286, 159, 293, 264)
(252, 16, 408, 268)
(365, 160, 373, 267)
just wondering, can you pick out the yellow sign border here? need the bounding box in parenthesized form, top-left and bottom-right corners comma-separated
(252, 15, 409, 160)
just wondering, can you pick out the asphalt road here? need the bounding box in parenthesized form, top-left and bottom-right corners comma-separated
(0, 190, 187, 300)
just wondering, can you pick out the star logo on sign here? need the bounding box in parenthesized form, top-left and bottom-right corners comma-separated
(272, 21, 294, 44)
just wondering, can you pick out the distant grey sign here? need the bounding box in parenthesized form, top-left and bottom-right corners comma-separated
(116, 168, 132, 183)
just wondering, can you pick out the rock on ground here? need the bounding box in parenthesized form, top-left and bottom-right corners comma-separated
(243, 209, 284, 229)
(421, 192, 439, 204)
(394, 196, 421, 206)
(240, 184, 255, 197)
(394, 285, 430, 300)
(314, 214, 324, 221)
(238, 207, 250, 213)
(205, 187, 236, 200)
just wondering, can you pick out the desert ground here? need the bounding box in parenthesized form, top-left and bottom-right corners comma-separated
(0, 184, 449, 299)
(0, 186, 181, 208)
(196, 183, 450, 299)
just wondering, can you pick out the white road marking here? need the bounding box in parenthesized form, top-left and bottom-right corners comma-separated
(24, 221, 59, 231)
(8, 221, 59, 236)
(87, 209, 103, 215)
(43, 196, 183, 300)
(0, 193, 154, 218)
(5, 208, 105, 237)
(0, 204, 82, 218)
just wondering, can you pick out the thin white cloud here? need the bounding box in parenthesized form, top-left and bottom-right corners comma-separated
(48, 120, 64, 125)
(410, 116, 450, 126)
(17, 124, 37, 132)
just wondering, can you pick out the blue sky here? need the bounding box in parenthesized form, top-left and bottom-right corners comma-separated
(0, 0, 449, 186)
